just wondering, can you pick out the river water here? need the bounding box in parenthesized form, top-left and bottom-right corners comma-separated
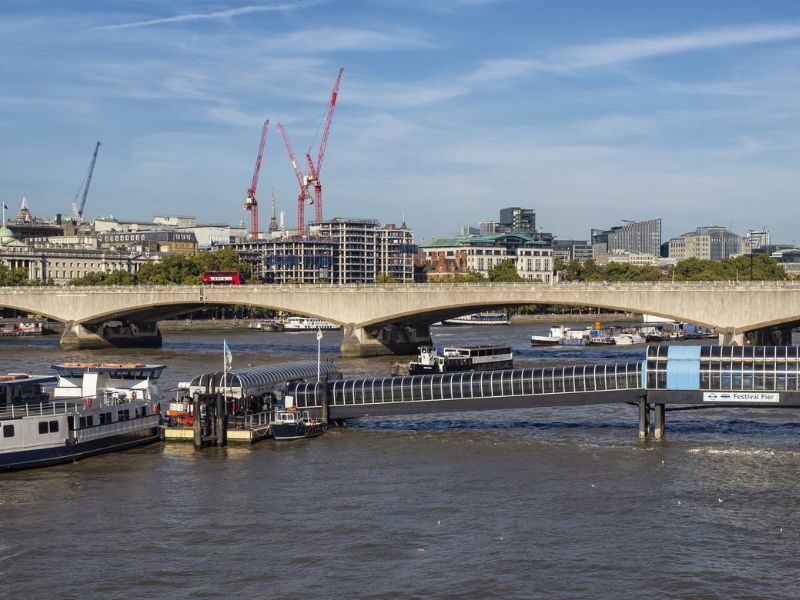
(2, 323, 799, 599)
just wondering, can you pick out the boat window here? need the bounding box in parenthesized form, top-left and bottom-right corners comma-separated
(3, 424, 15, 438)
(49, 420, 59, 433)
(68, 416, 75, 430)
(80, 417, 87, 428)
(87, 415, 94, 427)
(39, 421, 49, 434)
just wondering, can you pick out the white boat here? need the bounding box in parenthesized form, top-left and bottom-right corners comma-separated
(281, 317, 340, 331)
(443, 311, 510, 326)
(0, 362, 164, 472)
(612, 333, 646, 345)
(531, 325, 570, 346)
(409, 345, 513, 374)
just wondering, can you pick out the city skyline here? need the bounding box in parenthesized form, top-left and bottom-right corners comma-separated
(2, 1, 800, 243)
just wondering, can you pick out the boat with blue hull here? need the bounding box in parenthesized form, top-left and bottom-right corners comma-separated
(0, 362, 164, 472)
(270, 409, 326, 440)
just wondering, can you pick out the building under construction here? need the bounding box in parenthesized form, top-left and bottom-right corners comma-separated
(229, 218, 415, 284)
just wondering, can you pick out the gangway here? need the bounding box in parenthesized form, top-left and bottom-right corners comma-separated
(285, 345, 800, 440)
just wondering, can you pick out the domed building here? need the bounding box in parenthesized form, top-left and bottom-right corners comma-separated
(1, 220, 149, 284)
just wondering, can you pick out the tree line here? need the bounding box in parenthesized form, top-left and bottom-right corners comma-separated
(2, 251, 788, 286)
(69, 248, 251, 285)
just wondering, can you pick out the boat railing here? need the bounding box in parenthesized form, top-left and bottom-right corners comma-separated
(229, 410, 275, 430)
(0, 401, 80, 419)
(74, 414, 161, 442)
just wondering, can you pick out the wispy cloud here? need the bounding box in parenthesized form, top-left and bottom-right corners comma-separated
(88, 1, 318, 31)
(275, 27, 437, 52)
(468, 22, 800, 82)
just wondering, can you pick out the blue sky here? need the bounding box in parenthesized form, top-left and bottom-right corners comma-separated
(2, 1, 800, 244)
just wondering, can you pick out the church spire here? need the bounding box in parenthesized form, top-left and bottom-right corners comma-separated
(268, 186, 278, 233)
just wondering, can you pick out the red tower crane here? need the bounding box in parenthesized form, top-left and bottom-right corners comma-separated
(277, 122, 312, 236)
(244, 119, 269, 242)
(305, 67, 343, 224)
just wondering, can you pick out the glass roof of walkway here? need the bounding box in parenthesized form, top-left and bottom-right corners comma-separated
(190, 361, 337, 396)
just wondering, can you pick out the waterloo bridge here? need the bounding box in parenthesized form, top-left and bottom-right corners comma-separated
(1, 281, 799, 355)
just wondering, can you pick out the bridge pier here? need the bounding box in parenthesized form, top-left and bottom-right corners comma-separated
(60, 320, 162, 350)
(717, 330, 745, 346)
(340, 323, 432, 357)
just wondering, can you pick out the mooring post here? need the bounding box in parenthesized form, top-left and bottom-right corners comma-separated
(638, 397, 649, 441)
(216, 393, 227, 447)
(320, 375, 329, 425)
(193, 395, 202, 449)
(654, 403, 665, 441)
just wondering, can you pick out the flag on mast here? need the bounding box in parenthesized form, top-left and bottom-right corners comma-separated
(224, 339, 233, 370)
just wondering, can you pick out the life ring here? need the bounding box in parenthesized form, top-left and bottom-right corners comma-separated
(131, 391, 137, 401)
(152, 402, 159, 414)
(85, 398, 93, 408)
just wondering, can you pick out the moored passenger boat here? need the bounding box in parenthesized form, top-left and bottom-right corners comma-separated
(0, 362, 164, 472)
(409, 345, 513, 375)
(443, 311, 510, 326)
(281, 317, 340, 331)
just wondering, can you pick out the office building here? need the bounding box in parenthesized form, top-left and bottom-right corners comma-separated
(231, 218, 415, 284)
(668, 226, 751, 261)
(592, 218, 662, 258)
(499, 207, 536, 236)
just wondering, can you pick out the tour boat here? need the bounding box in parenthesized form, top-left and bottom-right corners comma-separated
(281, 317, 340, 331)
(409, 345, 513, 375)
(270, 408, 326, 440)
(443, 311, 510, 326)
(0, 362, 164, 471)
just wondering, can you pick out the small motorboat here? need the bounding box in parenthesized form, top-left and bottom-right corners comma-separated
(270, 408, 326, 441)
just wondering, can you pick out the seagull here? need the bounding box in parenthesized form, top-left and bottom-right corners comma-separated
(718, 498, 724, 503)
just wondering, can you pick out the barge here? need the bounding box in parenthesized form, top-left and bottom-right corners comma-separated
(409, 345, 514, 375)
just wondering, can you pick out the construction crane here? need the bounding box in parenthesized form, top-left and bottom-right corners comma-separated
(305, 67, 343, 224)
(244, 119, 269, 242)
(71, 141, 101, 221)
(277, 122, 312, 236)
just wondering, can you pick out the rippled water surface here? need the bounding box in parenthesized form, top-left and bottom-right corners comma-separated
(2, 323, 799, 599)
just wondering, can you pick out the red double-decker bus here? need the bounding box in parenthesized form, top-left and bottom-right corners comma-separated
(201, 270, 242, 285)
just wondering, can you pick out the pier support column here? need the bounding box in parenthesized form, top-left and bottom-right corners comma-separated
(320, 375, 330, 425)
(340, 323, 432, 357)
(654, 403, 665, 441)
(717, 329, 745, 346)
(60, 320, 162, 350)
(638, 397, 650, 441)
(193, 396, 202, 449)
(215, 393, 227, 447)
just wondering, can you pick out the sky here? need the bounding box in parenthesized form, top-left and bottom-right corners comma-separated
(2, 0, 800, 244)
